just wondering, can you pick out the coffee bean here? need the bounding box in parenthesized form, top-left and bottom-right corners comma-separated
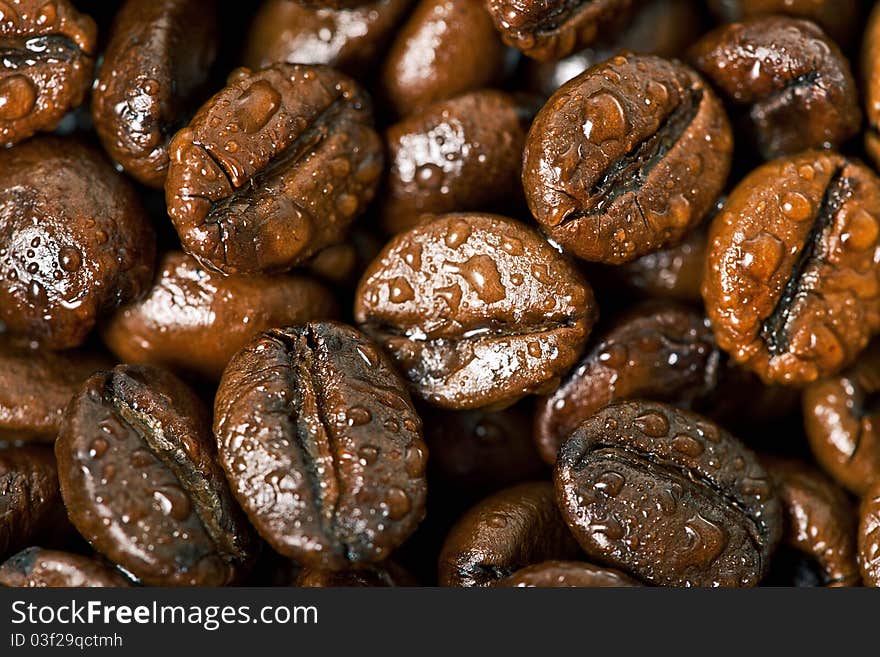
(0, 446, 60, 560)
(706, 0, 859, 45)
(494, 560, 642, 587)
(294, 561, 417, 587)
(703, 151, 880, 385)
(101, 251, 338, 380)
(763, 457, 859, 587)
(863, 4, 880, 172)
(484, 0, 636, 62)
(555, 401, 782, 586)
(214, 322, 427, 570)
(56, 364, 257, 586)
(381, 0, 508, 117)
(803, 339, 880, 495)
(690, 17, 860, 160)
(166, 63, 382, 275)
(355, 213, 596, 409)
(243, 0, 411, 78)
(92, 0, 219, 188)
(0, 0, 96, 145)
(438, 481, 582, 587)
(0, 547, 131, 587)
(0, 137, 156, 350)
(859, 480, 880, 586)
(535, 302, 720, 464)
(523, 53, 732, 264)
(0, 342, 111, 442)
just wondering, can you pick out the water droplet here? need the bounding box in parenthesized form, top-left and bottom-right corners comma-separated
(0, 75, 37, 121)
(89, 438, 108, 459)
(27, 280, 47, 305)
(780, 192, 813, 222)
(598, 343, 628, 368)
(404, 445, 426, 477)
(36, 1, 58, 26)
(634, 411, 669, 437)
(841, 208, 879, 251)
(501, 236, 524, 255)
(336, 193, 358, 219)
(234, 80, 282, 134)
(595, 470, 625, 497)
(25, 262, 38, 274)
(416, 163, 444, 190)
(388, 276, 414, 303)
(527, 341, 542, 358)
(383, 419, 400, 433)
(646, 81, 669, 106)
(675, 514, 728, 568)
(658, 489, 677, 515)
(95, 230, 108, 245)
(530, 262, 552, 285)
(58, 246, 82, 272)
(435, 283, 462, 312)
(740, 232, 784, 281)
(400, 243, 422, 270)
(447, 255, 505, 303)
(671, 434, 704, 457)
(385, 487, 411, 520)
(444, 219, 472, 248)
(358, 444, 379, 465)
(584, 92, 629, 143)
(143, 78, 160, 96)
(130, 449, 154, 468)
(347, 406, 372, 426)
(355, 344, 379, 368)
(487, 513, 508, 529)
(590, 516, 625, 541)
(101, 463, 115, 484)
(153, 486, 192, 521)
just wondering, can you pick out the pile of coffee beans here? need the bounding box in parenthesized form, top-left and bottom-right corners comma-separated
(2, 0, 880, 588)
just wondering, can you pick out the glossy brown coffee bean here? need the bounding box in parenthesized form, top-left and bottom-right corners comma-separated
(612, 220, 709, 302)
(494, 560, 642, 587)
(166, 64, 382, 275)
(703, 151, 880, 386)
(484, 0, 635, 62)
(763, 457, 859, 587)
(0, 343, 111, 442)
(0, 0, 96, 145)
(524, 0, 705, 98)
(555, 401, 782, 586)
(243, 0, 411, 77)
(523, 54, 732, 264)
(689, 17, 860, 160)
(535, 303, 720, 464)
(92, 0, 219, 188)
(803, 339, 880, 495)
(707, 0, 859, 45)
(380, 90, 530, 235)
(56, 365, 257, 586)
(0, 547, 130, 587)
(859, 480, 880, 586)
(0, 138, 156, 350)
(438, 482, 582, 587)
(422, 401, 545, 497)
(862, 4, 880, 172)
(0, 446, 60, 560)
(355, 213, 596, 409)
(101, 251, 338, 381)
(381, 0, 508, 117)
(294, 561, 416, 587)
(214, 322, 428, 570)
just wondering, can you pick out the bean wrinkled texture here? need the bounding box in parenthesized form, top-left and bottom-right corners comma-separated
(4, 1, 880, 589)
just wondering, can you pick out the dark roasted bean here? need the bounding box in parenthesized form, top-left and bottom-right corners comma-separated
(438, 481, 582, 587)
(0, 547, 131, 587)
(494, 560, 642, 587)
(555, 401, 782, 586)
(214, 322, 428, 570)
(92, 0, 219, 188)
(0, 446, 60, 560)
(166, 64, 382, 275)
(523, 54, 732, 264)
(706, 0, 859, 45)
(56, 364, 257, 586)
(355, 213, 596, 409)
(858, 480, 880, 586)
(703, 151, 880, 386)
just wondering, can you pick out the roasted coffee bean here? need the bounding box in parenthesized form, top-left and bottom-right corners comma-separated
(523, 54, 732, 264)
(0, 446, 60, 560)
(101, 251, 338, 381)
(689, 17, 861, 160)
(0, 137, 156, 350)
(535, 303, 720, 464)
(243, 0, 411, 77)
(555, 401, 782, 586)
(438, 481, 582, 587)
(706, 0, 859, 46)
(355, 213, 596, 409)
(381, 0, 508, 117)
(92, 0, 219, 188)
(422, 401, 546, 497)
(214, 322, 428, 570)
(863, 3, 880, 172)
(166, 64, 383, 275)
(703, 151, 880, 386)
(494, 560, 642, 587)
(524, 0, 705, 98)
(763, 457, 859, 587)
(0, 547, 130, 587)
(612, 220, 709, 302)
(380, 90, 530, 234)
(484, 0, 635, 62)
(294, 561, 417, 587)
(859, 480, 880, 586)
(0, 343, 111, 442)
(56, 364, 257, 586)
(0, 0, 96, 145)
(803, 339, 880, 496)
